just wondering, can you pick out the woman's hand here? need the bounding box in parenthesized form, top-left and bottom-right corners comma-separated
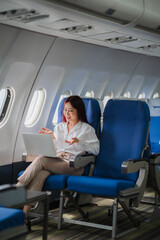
(39, 127, 55, 139)
(57, 152, 65, 158)
(65, 137, 79, 145)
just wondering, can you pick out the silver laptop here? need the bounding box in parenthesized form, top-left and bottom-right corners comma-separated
(22, 133, 57, 158)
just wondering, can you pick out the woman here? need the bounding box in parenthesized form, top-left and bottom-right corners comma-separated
(17, 95, 99, 218)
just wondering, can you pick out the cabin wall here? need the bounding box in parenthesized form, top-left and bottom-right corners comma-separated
(0, 24, 160, 184)
(0, 24, 54, 183)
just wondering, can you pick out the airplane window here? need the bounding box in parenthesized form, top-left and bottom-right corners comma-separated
(138, 93, 145, 99)
(0, 87, 14, 127)
(85, 90, 94, 98)
(103, 91, 113, 107)
(52, 90, 72, 126)
(153, 92, 159, 99)
(123, 91, 131, 98)
(24, 88, 46, 127)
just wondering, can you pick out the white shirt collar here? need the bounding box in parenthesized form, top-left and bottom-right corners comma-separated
(65, 121, 82, 134)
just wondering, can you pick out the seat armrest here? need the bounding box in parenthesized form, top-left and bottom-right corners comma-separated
(150, 154, 160, 165)
(150, 153, 160, 160)
(121, 158, 149, 174)
(120, 186, 140, 198)
(70, 154, 96, 168)
(22, 152, 96, 168)
(121, 159, 149, 206)
(150, 155, 160, 191)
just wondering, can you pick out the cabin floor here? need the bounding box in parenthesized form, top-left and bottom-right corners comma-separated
(14, 189, 160, 240)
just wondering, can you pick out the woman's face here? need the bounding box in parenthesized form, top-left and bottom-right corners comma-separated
(63, 102, 79, 123)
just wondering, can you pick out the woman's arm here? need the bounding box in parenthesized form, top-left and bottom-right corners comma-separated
(39, 127, 55, 140)
(65, 124, 100, 156)
(77, 137, 99, 155)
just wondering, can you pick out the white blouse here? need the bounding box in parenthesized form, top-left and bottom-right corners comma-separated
(54, 121, 99, 156)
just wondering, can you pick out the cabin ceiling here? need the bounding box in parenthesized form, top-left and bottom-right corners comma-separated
(0, 0, 160, 57)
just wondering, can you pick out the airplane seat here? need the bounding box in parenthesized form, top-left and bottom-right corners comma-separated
(0, 207, 26, 239)
(42, 96, 101, 191)
(58, 99, 150, 239)
(18, 96, 101, 208)
(0, 185, 27, 239)
(145, 98, 160, 221)
(148, 98, 160, 154)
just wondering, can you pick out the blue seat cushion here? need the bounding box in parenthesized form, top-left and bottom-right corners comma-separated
(18, 171, 68, 190)
(0, 207, 25, 231)
(18, 171, 24, 178)
(43, 163, 91, 190)
(43, 174, 69, 190)
(68, 176, 135, 197)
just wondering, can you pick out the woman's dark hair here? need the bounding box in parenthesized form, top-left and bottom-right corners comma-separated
(62, 95, 88, 123)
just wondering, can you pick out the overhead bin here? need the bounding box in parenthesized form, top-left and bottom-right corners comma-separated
(136, 0, 160, 32)
(59, 0, 144, 24)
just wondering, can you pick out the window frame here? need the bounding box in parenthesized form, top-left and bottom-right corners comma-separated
(153, 92, 159, 99)
(103, 91, 113, 107)
(123, 91, 131, 98)
(0, 87, 15, 127)
(52, 90, 72, 126)
(138, 92, 145, 99)
(85, 90, 95, 98)
(24, 88, 46, 127)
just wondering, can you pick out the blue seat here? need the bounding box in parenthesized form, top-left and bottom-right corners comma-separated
(18, 97, 101, 230)
(0, 207, 25, 231)
(58, 99, 150, 239)
(0, 207, 26, 240)
(43, 97, 101, 191)
(146, 98, 160, 221)
(148, 98, 160, 154)
(148, 98, 160, 189)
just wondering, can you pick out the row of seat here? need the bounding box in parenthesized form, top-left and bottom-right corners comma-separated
(145, 98, 160, 222)
(41, 97, 160, 239)
(2, 97, 160, 239)
(43, 97, 160, 193)
(42, 98, 150, 239)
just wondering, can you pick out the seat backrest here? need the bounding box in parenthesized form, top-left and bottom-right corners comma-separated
(94, 99, 150, 182)
(57, 97, 101, 134)
(148, 98, 160, 154)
